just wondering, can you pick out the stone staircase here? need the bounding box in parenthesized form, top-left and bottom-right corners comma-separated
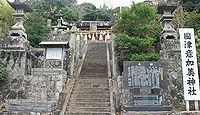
(65, 42, 111, 115)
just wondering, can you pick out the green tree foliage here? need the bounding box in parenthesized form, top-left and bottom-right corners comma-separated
(184, 11, 200, 57)
(25, 11, 50, 47)
(181, 0, 200, 12)
(185, 11, 200, 30)
(0, 66, 9, 82)
(26, 0, 79, 47)
(28, 0, 78, 21)
(60, 6, 80, 21)
(114, 3, 160, 71)
(116, 3, 159, 38)
(131, 53, 160, 61)
(77, 3, 114, 21)
(115, 34, 158, 68)
(0, 4, 15, 37)
(95, 5, 114, 21)
(0, 50, 9, 82)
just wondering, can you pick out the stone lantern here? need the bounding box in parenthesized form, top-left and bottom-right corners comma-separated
(157, 0, 180, 52)
(8, 0, 32, 39)
(157, 0, 185, 110)
(157, 1, 178, 39)
(50, 13, 68, 41)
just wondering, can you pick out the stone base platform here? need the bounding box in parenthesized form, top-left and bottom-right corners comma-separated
(123, 111, 200, 115)
(122, 105, 172, 111)
(122, 111, 172, 115)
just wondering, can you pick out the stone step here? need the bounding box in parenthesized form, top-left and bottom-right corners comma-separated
(76, 79, 108, 81)
(69, 98, 110, 103)
(84, 59, 106, 61)
(65, 112, 111, 115)
(80, 77, 108, 79)
(83, 61, 107, 63)
(74, 83, 109, 88)
(70, 94, 110, 99)
(80, 73, 108, 77)
(72, 90, 110, 94)
(81, 67, 107, 70)
(68, 102, 110, 108)
(81, 72, 108, 75)
(81, 65, 106, 67)
(65, 43, 111, 114)
(74, 84, 109, 89)
(74, 82, 109, 87)
(76, 79, 108, 82)
(67, 107, 110, 112)
(84, 57, 106, 59)
(82, 66, 107, 69)
(80, 73, 108, 76)
(73, 87, 109, 91)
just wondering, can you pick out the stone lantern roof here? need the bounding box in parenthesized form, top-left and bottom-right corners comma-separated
(157, 0, 179, 14)
(7, 0, 32, 12)
(157, 5, 177, 14)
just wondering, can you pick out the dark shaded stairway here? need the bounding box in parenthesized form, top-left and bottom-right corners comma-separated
(65, 42, 111, 115)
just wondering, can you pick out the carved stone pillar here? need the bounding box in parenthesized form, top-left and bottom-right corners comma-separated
(92, 33, 95, 41)
(106, 32, 110, 42)
(99, 33, 103, 41)
(84, 34, 88, 42)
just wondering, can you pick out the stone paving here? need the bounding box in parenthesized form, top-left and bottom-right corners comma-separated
(65, 42, 111, 115)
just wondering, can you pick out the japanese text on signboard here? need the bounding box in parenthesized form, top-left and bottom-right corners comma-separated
(179, 28, 200, 100)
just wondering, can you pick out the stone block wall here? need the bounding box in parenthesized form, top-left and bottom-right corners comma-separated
(0, 40, 67, 111)
(25, 74, 66, 101)
(0, 49, 40, 105)
(0, 48, 67, 101)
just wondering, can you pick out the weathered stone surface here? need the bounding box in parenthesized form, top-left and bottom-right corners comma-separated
(0, 36, 30, 50)
(31, 68, 67, 75)
(5, 99, 56, 112)
(0, 49, 40, 106)
(160, 37, 184, 110)
(24, 74, 66, 101)
(0, 49, 66, 107)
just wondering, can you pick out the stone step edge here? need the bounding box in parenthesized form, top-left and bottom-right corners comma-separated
(68, 102, 110, 104)
(72, 89, 110, 91)
(65, 112, 111, 114)
(69, 98, 110, 100)
(67, 107, 110, 109)
(72, 88, 110, 90)
(70, 94, 110, 96)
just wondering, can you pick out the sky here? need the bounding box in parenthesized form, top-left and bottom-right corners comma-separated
(77, 0, 145, 8)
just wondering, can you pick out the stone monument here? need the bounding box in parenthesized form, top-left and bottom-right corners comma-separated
(122, 61, 172, 111)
